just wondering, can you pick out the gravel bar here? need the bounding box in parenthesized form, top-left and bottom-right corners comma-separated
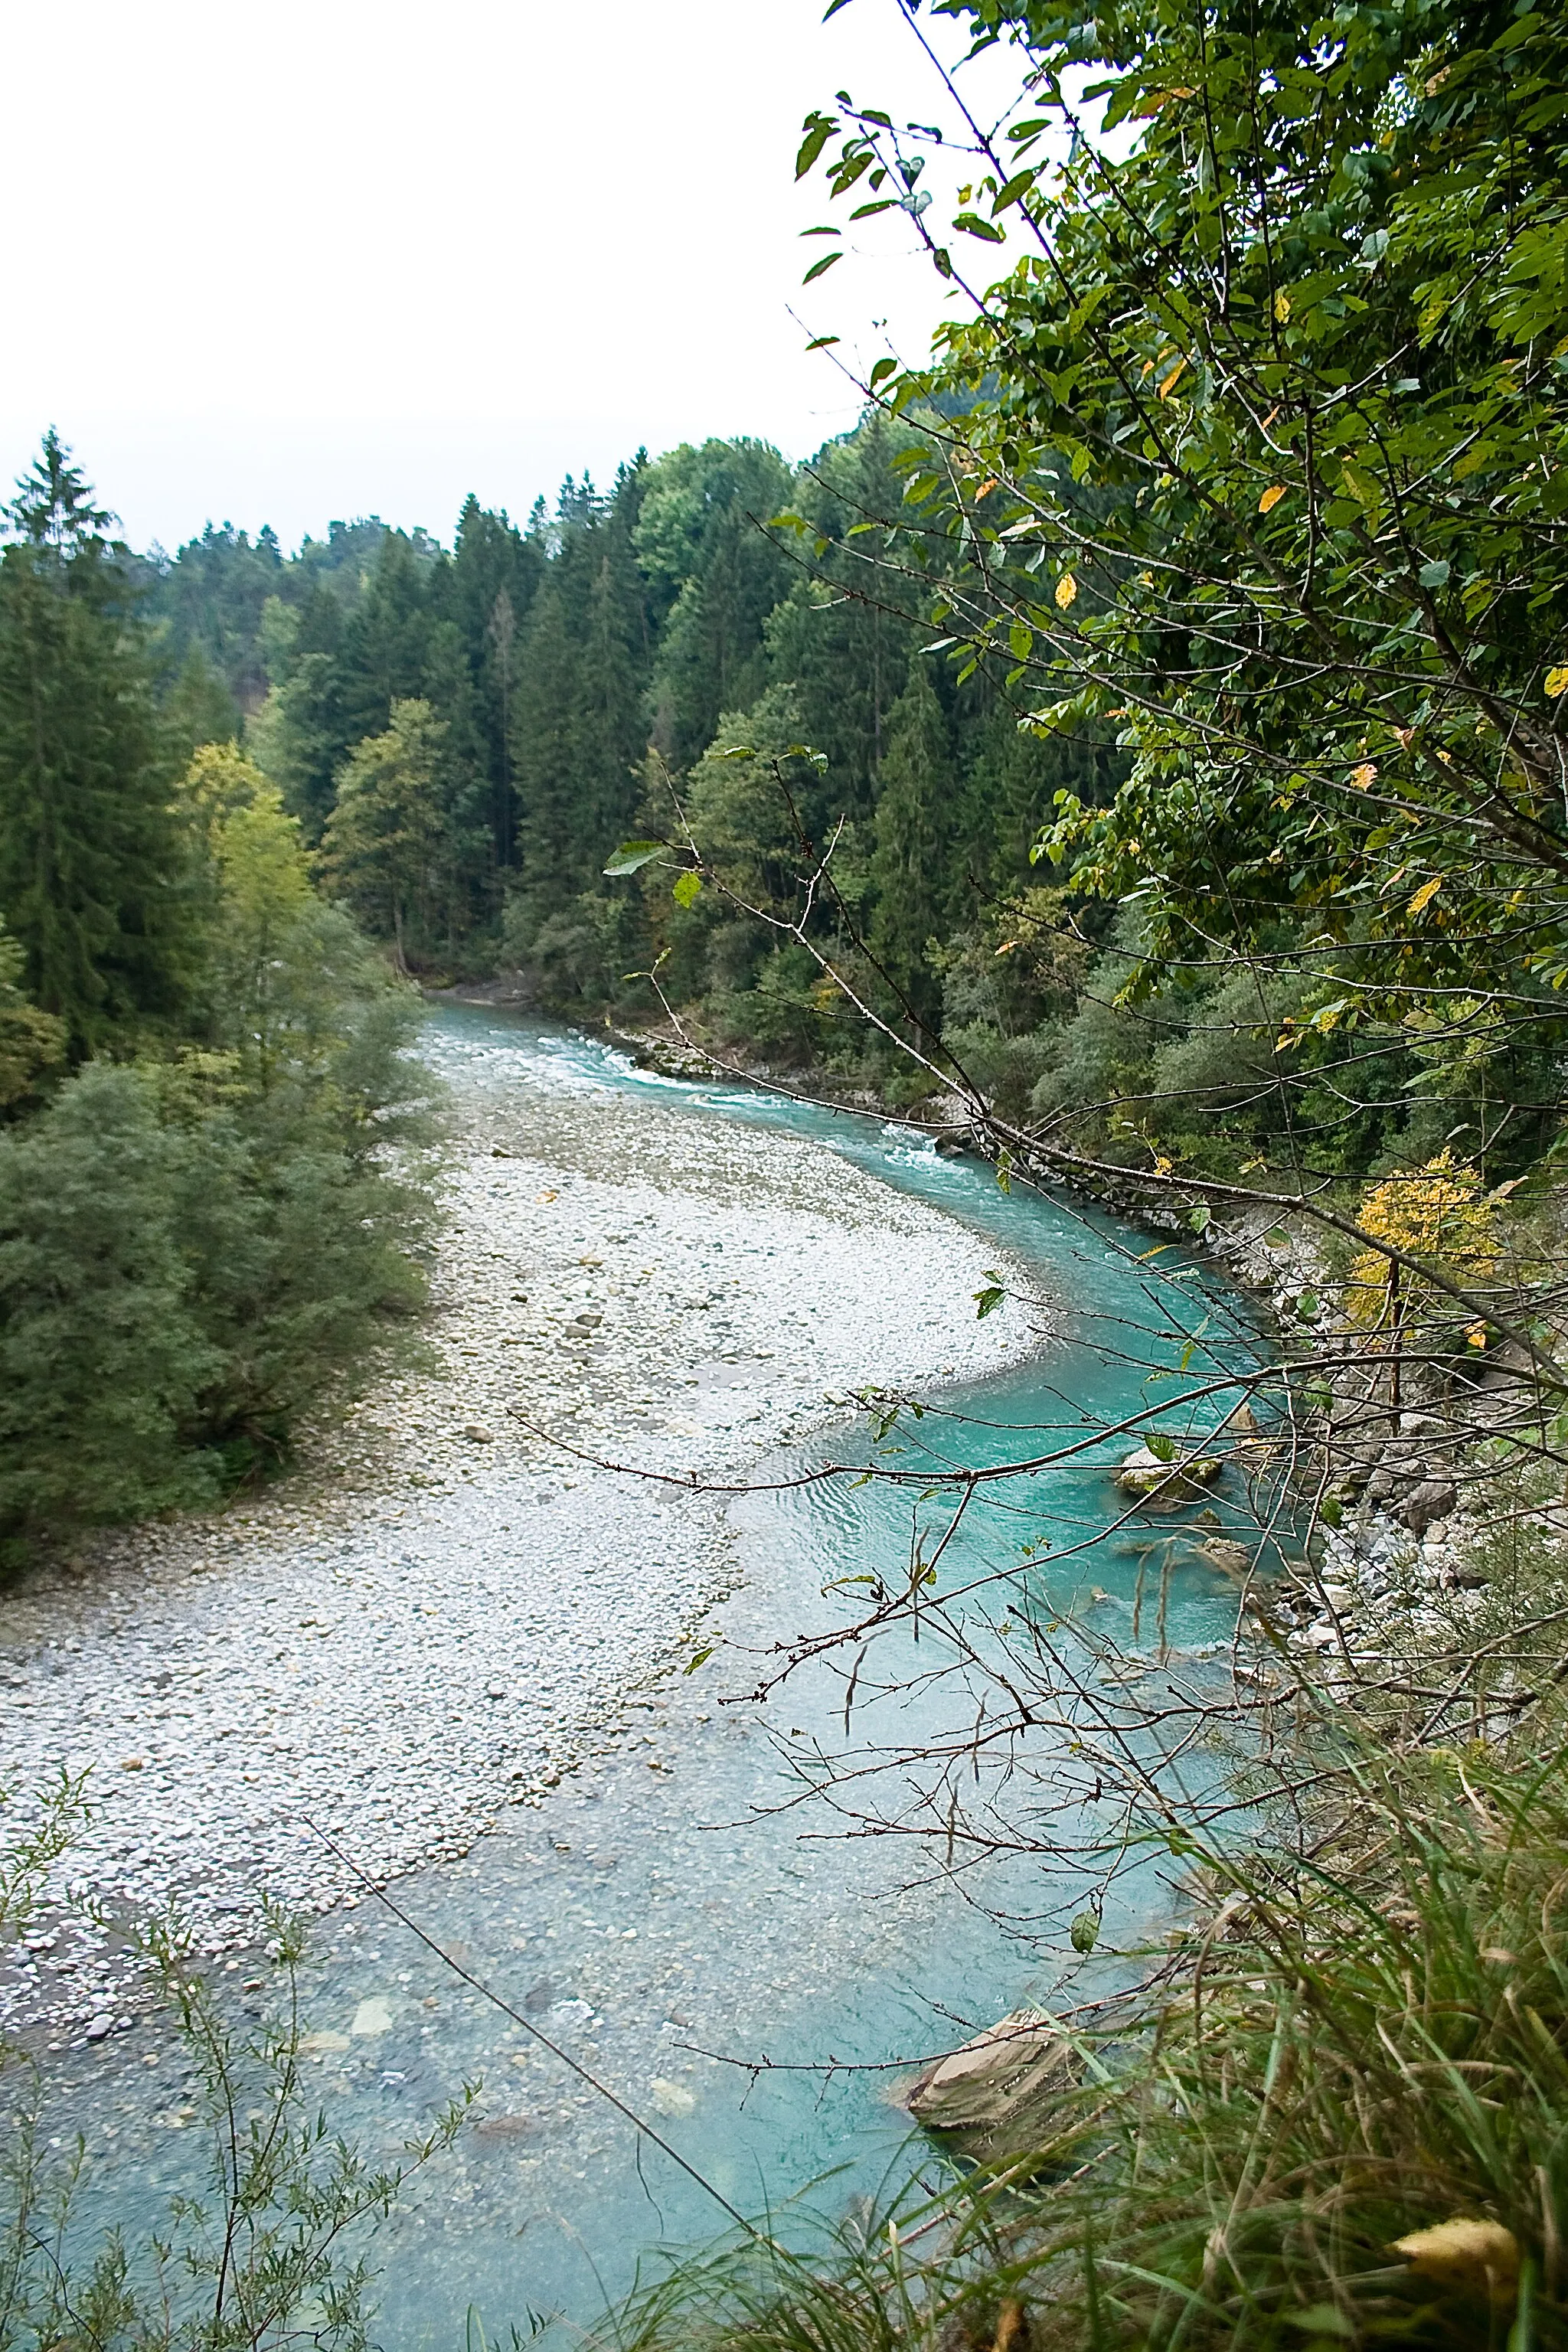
(0, 1035, 1036, 2041)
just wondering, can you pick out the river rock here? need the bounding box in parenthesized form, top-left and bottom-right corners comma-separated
(1399, 1477, 1457, 1536)
(906, 2008, 1073, 2134)
(1195, 1536, 1254, 1579)
(1116, 1446, 1222, 1505)
(472, 2112, 536, 2141)
(648, 2076, 697, 2118)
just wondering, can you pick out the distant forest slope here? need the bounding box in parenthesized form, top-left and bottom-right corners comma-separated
(145, 420, 1124, 1117)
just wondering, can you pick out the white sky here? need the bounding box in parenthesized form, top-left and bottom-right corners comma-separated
(0, 0, 1026, 554)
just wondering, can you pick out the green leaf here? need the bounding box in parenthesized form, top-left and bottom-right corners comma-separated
(869, 356, 897, 388)
(1070, 1908, 1100, 1953)
(1295, 1290, 1320, 1321)
(1188, 1204, 1211, 1233)
(671, 871, 702, 910)
(952, 211, 1006, 243)
(1419, 558, 1452, 588)
(802, 250, 843, 284)
(684, 1645, 715, 1674)
(973, 1283, 1005, 1319)
(1145, 1431, 1177, 1462)
(795, 112, 837, 178)
(603, 841, 665, 877)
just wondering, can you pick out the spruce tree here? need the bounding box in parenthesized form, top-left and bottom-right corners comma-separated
(868, 661, 957, 1030)
(510, 477, 650, 939)
(636, 439, 793, 769)
(449, 495, 544, 870)
(0, 433, 197, 1050)
(250, 583, 353, 841)
(509, 565, 578, 935)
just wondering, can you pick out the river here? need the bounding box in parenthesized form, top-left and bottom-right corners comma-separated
(23, 1005, 1269, 2346)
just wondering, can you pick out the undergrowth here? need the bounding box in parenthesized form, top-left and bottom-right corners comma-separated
(599, 1557, 1568, 2350)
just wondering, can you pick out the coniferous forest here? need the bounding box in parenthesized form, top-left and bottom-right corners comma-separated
(4, 198, 1566, 1559)
(142, 418, 1117, 1107)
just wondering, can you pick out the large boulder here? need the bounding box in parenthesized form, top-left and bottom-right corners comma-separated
(906, 2009, 1073, 2135)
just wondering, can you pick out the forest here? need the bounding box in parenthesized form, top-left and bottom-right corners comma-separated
(4, 80, 1564, 1544)
(0, 438, 436, 1568)
(140, 419, 1118, 1114)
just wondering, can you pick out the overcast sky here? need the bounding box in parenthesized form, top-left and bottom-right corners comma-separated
(1, 0, 1021, 554)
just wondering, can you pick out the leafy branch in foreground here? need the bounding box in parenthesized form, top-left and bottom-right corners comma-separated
(792, 0, 1568, 1145)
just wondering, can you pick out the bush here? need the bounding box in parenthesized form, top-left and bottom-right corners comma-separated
(0, 1064, 221, 1548)
(0, 872, 439, 1566)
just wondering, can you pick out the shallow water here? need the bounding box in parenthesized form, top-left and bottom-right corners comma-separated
(40, 1008, 1272, 2344)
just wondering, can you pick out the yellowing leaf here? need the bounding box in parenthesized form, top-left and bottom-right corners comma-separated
(1407, 874, 1444, 918)
(1350, 762, 1378, 789)
(1132, 85, 1195, 116)
(1259, 484, 1286, 514)
(1546, 665, 1568, 697)
(1391, 2219, 1517, 2303)
(1274, 290, 1291, 322)
(1158, 358, 1187, 399)
(1055, 573, 1079, 610)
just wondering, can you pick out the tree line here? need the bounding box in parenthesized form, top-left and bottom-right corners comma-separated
(142, 420, 1122, 1103)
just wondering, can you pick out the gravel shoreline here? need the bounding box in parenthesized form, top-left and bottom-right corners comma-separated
(1, 1033, 1037, 2043)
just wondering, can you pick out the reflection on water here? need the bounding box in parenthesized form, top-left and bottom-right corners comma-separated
(42, 1008, 1272, 2346)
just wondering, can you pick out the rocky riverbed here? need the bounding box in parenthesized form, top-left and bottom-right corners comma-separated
(0, 1027, 1039, 2044)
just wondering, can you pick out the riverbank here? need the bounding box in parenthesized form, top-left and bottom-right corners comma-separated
(0, 1017, 1040, 2045)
